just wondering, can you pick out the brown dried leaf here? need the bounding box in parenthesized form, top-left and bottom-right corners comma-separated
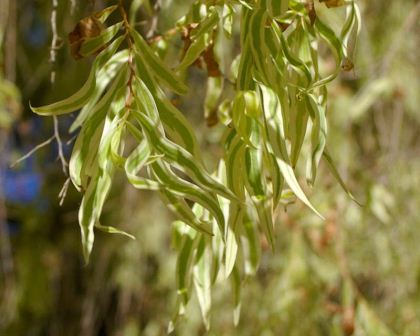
(202, 42, 221, 77)
(305, 0, 317, 25)
(341, 306, 356, 335)
(205, 108, 219, 127)
(68, 16, 105, 60)
(180, 23, 221, 76)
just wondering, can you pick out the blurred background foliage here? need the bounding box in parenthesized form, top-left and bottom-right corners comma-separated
(0, 0, 419, 335)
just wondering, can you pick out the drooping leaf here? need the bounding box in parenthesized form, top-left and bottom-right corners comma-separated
(31, 36, 124, 116)
(259, 83, 324, 219)
(80, 21, 123, 57)
(131, 29, 189, 95)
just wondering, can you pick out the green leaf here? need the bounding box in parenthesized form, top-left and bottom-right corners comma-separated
(190, 8, 219, 40)
(248, 8, 272, 84)
(150, 159, 226, 235)
(311, 17, 344, 88)
(95, 223, 135, 240)
(232, 91, 261, 148)
(270, 22, 312, 85)
(124, 139, 161, 191)
(259, 83, 324, 219)
(178, 8, 219, 72)
(78, 108, 126, 263)
(230, 266, 242, 326)
(70, 49, 129, 132)
(69, 66, 128, 190)
(241, 218, 261, 275)
(80, 21, 123, 57)
(222, 132, 245, 277)
(290, 98, 309, 168)
(131, 29, 188, 95)
(193, 236, 212, 330)
(160, 191, 214, 235)
(322, 149, 361, 205)
(31, 36, 124, 116)
(132, 108, 236, 201)
(133, 55, 203, 159)
(174, 222, 198, 316)
(267, 0, 288, 17)
(306, 93, 327, 185)
(94, 5, 119, 23)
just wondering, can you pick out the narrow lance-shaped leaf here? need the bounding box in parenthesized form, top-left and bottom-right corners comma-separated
(237, 7, 255, 90)
(94, 5, 118, 23)
(322, 149, 361, 205)
(190, 7, 219, 40)
(232, 91, 261, 148)
(270, 22, 312, 85)
(290, 97, 309, 168)
(132, 76, 164, 132)
(261, 133, 284, 208)
(310, 18, 343, 88)
(173, 221, 198, 324)
(95, 223, 135, 240)
(159, 190, 214, 235)
(31, 35, 124, 116)
(150, 159, 226, 235)
(80, 21, 123, 57)
(78, 108, 124, 263)
(241, 217, 261, 275)
(124, 139, 161, 191)
(306, 92, 328, 186)
(134, 50, 203, 160)
(178, 9, 219, 72)
(70, 49, 129, 132)
(340, 2, 361, 70)
(245, 146, 276, 250)
(132, 109, 236, 201)
(236, 42, 255, 91)
(109, 123, 126, 167)
(248, 8, 273, 84)
(193, 236, 212, 330)
(223, 131, 245, 277)
(69, 67, 128, 190)
(267, 0, 288, 17)
(131, 29, 189, 95)
(259, 83, 324, 219)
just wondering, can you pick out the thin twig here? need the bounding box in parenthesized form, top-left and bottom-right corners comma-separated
(119, 0, 136, 108)
(50, 0, 59, 83)
(53, 116, 68, 174)
(58, 177, 71, 206)
(10, 136, 55, 168)
(49, 0, 69, 178)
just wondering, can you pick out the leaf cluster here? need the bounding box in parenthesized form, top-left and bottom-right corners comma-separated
(31, 0, 362, 330)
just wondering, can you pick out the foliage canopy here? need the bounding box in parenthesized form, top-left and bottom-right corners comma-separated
(27, 0, 378, 331)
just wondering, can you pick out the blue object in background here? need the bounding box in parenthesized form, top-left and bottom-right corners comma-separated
(0, 119, 45, 205)
(3, 170, 43, 204)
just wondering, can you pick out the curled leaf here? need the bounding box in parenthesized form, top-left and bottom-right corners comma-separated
(69, 16, 105, 60)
